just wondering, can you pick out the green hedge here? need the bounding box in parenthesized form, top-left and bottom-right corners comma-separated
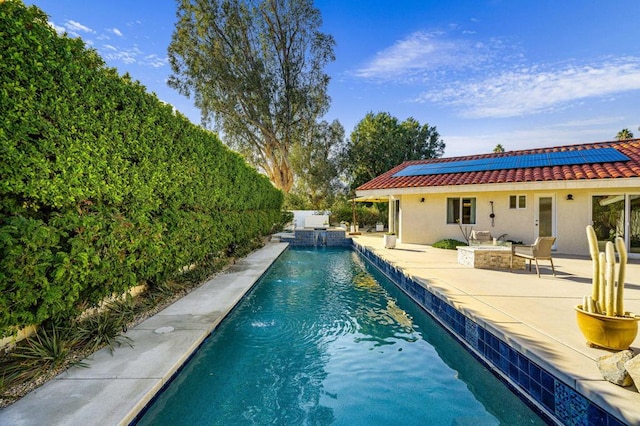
(0, 2, 284, 336)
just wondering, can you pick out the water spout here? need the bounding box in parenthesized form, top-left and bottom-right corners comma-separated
(313, 230, 327, 246)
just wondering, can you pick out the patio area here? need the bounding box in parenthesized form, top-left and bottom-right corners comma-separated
(351, 233, 640, 425)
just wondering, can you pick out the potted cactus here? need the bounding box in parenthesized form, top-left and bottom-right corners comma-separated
(575, 225, 639, 350)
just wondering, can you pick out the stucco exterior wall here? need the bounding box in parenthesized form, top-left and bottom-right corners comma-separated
(397, 188, 613, 256)
(556, 189, 592, 254)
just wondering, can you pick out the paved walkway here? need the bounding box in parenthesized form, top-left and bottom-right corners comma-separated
(352, 233, 640, 425)
(1, 237, 639, 425)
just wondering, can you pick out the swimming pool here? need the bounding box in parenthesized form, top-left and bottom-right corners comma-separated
(135, 247, 547, 425)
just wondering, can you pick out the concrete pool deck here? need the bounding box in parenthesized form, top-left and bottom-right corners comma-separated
(1, 236, 639, 425)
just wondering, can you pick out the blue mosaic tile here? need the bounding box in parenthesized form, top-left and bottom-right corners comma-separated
(541, 388, 556, 413)
(529, 380, 542, 401)
(606, 415, 626, 426)
(518, 353, 529, 372)
(540, 370, 555, 395)
(424, 293, 435, 311)
(464, 318, 479, 350)
(477, 341, 486, 357)
(508, 361, 519, 379)
(586, 404, 606, 426)
(287, 230, 352, 247)
(497, 334, 509, 354)
(488, 347, 500, 365)
(517, 370, 530, 390)
(498, 341, 511, 372)
(555, 382, 588, 426)
(529, 363, 541, 384)
(485, 332, 499, 352)
(508, 346, 519, 364)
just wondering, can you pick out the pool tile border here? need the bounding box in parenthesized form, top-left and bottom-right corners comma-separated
(353, 242, 626, 426)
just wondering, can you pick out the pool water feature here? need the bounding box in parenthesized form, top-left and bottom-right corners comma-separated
(135, 248, 547, 425)
(313, 229, 327, 246)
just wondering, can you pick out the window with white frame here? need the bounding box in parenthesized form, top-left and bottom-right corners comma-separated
(447, 197, 476, 224)
(509, 195, 526, 209)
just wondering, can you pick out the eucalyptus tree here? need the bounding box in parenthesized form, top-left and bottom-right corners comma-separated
(344, 112, 445, 189)
(168, 0, 335, 192)
(289, 119, 346, 209)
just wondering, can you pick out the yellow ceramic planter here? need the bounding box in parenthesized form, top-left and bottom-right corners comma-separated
(575, 305, 639, 350)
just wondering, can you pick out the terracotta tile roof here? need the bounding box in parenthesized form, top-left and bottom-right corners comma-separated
(357, 139, 640, 191)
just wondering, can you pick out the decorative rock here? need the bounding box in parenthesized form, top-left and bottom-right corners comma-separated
(625, 353, 640, 391)
(596, 350, 635, 387)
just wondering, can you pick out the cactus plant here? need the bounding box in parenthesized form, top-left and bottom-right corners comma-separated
(577, 225, 639, 350)
(583, 225, 628, 317)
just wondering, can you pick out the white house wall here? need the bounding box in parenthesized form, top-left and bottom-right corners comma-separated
(397, 188, 599, 255)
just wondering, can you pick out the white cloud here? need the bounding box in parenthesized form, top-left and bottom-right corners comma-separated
(549, 116, 625, 129)
(101, 46, 142, 64)
(96, 43, 168, 68)
(65, 20, 94, 33)
(56, 19, 96, 38)
(419, 58, 640, 118)
(143, 54, 168, 68)
(48, 21, 66, 35)
(353, 31, 501, 80)
(112, 28, 123, 37)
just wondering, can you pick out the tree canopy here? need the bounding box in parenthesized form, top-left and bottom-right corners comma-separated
(168, 0, 335, 192)
(343, 112, 445, 190)
(289, 119, 346, 209)
(616, 128, 634, 140)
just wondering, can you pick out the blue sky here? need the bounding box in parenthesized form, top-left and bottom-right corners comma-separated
(26, 0, 640, 157)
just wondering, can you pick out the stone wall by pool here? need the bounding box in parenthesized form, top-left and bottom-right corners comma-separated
(280, 229, 352, 247)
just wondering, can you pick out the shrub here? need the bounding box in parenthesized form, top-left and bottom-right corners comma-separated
(73, 311, 133, 355)
(329, 201, 386, 227)
(0, 2, 284, 337)
(3, 323, 83, 384)
(432, 239, 467, 250)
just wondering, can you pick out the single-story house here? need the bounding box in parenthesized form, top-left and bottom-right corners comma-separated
(356, 139, 640, 258)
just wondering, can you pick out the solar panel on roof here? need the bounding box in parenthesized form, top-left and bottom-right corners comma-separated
(391, 148, 629, 177)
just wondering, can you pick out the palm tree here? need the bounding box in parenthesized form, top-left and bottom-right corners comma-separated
(493, 144, 505, 153)
(616, 128, 634, 140)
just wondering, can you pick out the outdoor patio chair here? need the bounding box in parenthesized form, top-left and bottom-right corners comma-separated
(512, 236, 556, 277)
(470, 230, 492, 244)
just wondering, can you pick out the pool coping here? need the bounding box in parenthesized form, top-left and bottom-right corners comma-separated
(0, 242, 289, 426)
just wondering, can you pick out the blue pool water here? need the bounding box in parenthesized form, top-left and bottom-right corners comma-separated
(136, 248, 547, 425)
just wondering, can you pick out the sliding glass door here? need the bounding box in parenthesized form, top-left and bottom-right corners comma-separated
(592, 194, 640, 256)
(631, 195, 640, 254)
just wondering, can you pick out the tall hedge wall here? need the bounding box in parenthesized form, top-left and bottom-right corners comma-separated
(0, 2, 284, 336)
